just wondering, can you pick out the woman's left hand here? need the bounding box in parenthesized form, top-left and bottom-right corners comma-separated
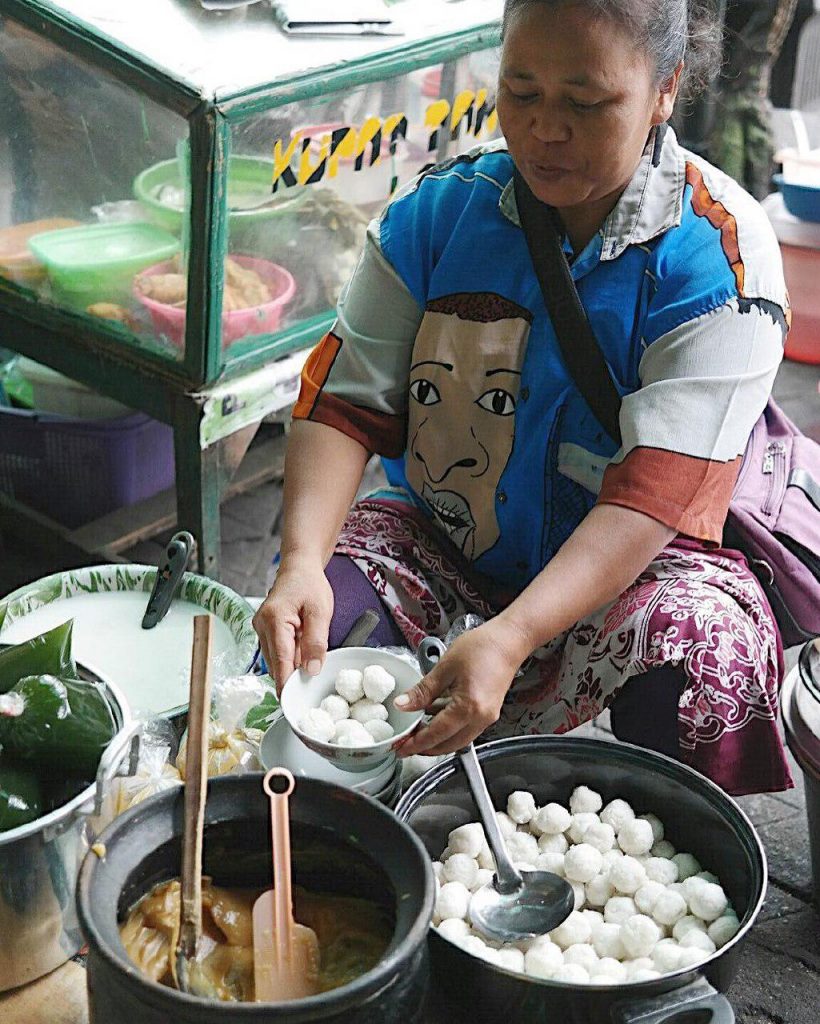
(393, 620, 529, 756)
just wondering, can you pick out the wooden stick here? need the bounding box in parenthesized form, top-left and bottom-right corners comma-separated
(177, 615, 213, 977)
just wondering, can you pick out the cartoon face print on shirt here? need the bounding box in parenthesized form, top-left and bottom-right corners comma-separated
(406, 292, 532, 561)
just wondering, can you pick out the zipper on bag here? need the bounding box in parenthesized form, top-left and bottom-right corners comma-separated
(761, 441, 787, 517)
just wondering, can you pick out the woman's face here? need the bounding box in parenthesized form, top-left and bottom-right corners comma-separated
(497, 2, 678, 212)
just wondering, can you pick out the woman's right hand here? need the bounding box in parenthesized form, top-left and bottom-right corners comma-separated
(252, 557, 334, 694)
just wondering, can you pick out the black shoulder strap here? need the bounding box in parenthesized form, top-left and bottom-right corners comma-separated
(513, 167, 622, 446)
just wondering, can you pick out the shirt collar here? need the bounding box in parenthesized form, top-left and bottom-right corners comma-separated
(499, 124, 685, 260)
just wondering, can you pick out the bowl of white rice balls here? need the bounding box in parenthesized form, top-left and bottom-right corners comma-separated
(280, 646, 425, 773)
(396, 734, 765, 1024)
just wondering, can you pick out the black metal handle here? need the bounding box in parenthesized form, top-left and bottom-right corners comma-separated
(142, 531, 195, 630)
(614, 978, 735, 1024)
(417, 635, 446, 675)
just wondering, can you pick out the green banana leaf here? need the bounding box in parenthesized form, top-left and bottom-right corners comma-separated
(0, 674, 116, 775)
(0, 621, 76, 695)
(0, 761, 44, 832)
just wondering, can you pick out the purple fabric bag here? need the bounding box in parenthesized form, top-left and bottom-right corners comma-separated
(726, 399, 820, 647)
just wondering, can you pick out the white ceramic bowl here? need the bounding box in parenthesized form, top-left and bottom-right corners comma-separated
(280, 647, 424, 772)
(259, 713, 398, 795)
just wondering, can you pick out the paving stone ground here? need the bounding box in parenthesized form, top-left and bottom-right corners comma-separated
(1, 359, 817, 1021)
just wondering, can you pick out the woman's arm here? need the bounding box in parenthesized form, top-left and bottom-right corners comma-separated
(395, 503, 675, 756)
(253, 419, 370, 688)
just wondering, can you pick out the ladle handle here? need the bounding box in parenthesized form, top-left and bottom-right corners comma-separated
(457, 744, 524, 896)
(264, 768, 297, 967)
(416, 636, 523, 898)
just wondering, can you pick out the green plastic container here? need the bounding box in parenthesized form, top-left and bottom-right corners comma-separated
(133, 154, 308, 245)
(28, 222, 179, 309)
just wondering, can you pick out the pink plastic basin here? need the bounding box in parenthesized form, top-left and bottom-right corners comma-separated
(135, 254, 296, 350)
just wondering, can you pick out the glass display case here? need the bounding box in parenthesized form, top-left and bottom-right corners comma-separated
(0, 0, 503, 575)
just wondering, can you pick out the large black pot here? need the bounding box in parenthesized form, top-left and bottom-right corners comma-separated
(396, 735, 766, 1024)
(77, 774, 434, 1023)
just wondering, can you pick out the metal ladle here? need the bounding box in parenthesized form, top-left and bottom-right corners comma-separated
(417, 636, 575, 944)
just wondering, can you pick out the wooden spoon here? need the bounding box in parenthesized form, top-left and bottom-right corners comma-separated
(252, 768, 320, 1002)
(172, 614, 219, 997)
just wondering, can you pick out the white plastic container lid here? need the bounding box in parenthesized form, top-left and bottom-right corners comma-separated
(762, 192, 820, 250)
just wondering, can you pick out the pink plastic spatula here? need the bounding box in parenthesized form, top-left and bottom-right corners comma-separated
(252, 768, 320, 1002)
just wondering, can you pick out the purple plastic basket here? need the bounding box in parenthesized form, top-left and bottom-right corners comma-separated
(0, 406, 175, 528)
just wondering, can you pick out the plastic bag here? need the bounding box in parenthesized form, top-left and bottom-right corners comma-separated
(176, 721, 264, 777)
(0, 620, 76, 694)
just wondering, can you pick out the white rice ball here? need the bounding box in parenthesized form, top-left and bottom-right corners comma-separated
(535, 851, 566, 877)
(299, 707, 336, 742)
(538, 832, 570, 855)
(591, 922, 625, 960)
(681, 876, 708, 901)
(448, 823, 485, 859)
(671, 852, 701, 881)
(496, 947, 526, 973)
(335, 721, 374, 747)
(688, 882, 729, 923)
(477, 842, 495, 871)
(585, 874, 614, 908)
(319, 693, 350, 723)
(594, 957, 628, 983)
(364, 719, 394, 742)
(644, 857, 679, 886)
(563, 943, 600, 971)
(568, 812, 600, 844)
(610, 856, 647, 895)
(349, 698, 389, 724)
(334, 668, 364, 703)
(362, 664, 396, 702)
(708, 913, 740, 948)
(552, 963, 589, 984)
(507, 790, 537, 825)
(618, 819, 655, 857)
(564, 843, 604, 883)
(651, 839, 676, 859)
(639, 813, 665, 843)
(652, 890, 688, 927)
(442, 853, 479, 889)
(531, 802, 572, 836)
(437, 918, 471, 943)
(506, 831, 539, 864)
(652, 939, 685, 972)
(634, 881, 666, 915)
(570, 881, 586, 910)
(672, 915, 708, 942)
(550, 910, 591, 949)
(632, 968, 661, 982)
(582, 821, 616, 854)
(473, 868, 494, 891)
(582, 909, 605, 930)
(495, 812, 518, 838)
(624, 957, 656, 979)
(602, 848, 625, 870)
(524, 941, 564, 979)
(436, 881, 470, 921)
(698, 871, 720, 885)
(514, 862, 537, 873)
(460, 935, 488, 957)
(677, 945, 710, 968)
(601, 799, 636, 832)
(569, 786, 603, 814)
(679, 929, 717, 955)
(604, 896, 638, 925)
(621, 915, 663, 958)
(432, 861, 444, 882)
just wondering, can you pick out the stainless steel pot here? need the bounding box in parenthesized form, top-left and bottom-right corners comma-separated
(0, 674, 137, 991)
(781, 638, 820, 905)
(396, 735, 767, 1024)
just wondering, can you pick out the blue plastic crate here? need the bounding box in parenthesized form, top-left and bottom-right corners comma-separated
(0, 406, 175, 528)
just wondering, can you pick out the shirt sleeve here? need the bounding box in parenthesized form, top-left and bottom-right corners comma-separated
(597, 296, 786, 542)
(292, 218, 423, 458)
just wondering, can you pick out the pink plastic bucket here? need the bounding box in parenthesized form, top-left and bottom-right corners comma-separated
(135, 255, 296, 350)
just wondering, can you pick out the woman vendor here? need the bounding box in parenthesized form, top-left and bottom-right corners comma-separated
(254, 0, 794, 796)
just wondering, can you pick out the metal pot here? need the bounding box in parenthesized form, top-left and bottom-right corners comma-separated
(77, 773, 435, 1023)
(0, 674, 137, 991)
(781, 638, 820, 905)
(396, 735, 766, 1024)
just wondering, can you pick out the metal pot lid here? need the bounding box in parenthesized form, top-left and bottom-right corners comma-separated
(782, 639, 820, 774)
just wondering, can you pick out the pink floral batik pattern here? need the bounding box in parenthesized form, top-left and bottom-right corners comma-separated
(336, 497, 792, 795)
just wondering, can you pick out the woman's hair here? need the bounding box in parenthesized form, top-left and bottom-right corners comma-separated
(501, 0, 723, 97)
